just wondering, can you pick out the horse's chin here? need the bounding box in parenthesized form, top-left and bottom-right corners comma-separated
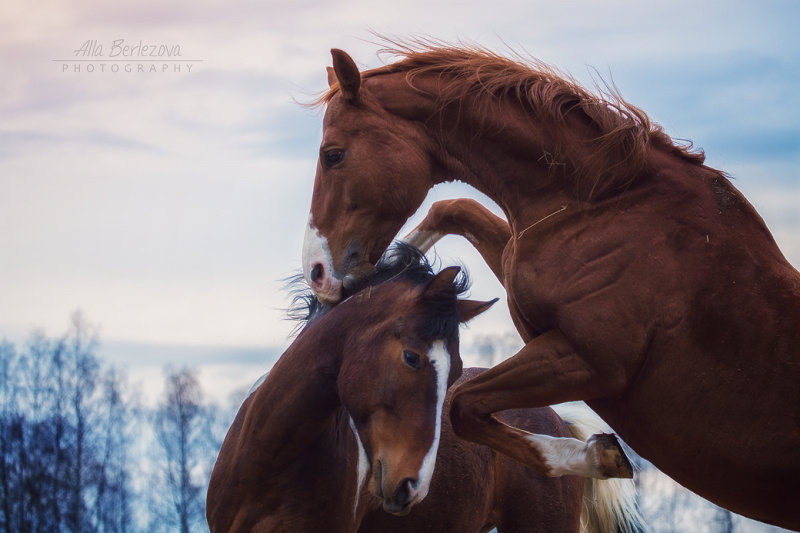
(312, 280, 344, 306)
(315, 291, 342, 306)
(341, 262, 377, 293)
(381, 499, 414, 516)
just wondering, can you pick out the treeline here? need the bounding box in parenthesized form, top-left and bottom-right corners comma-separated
(0, 313, 227, 533)
(2, 317, 778, 533)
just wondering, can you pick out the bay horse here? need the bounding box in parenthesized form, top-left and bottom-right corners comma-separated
(300, 43, 800, 529)
(207, 247, 642, 532)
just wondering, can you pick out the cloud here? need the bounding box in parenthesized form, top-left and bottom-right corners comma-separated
(0, 128, 164, 156)
(1, 0, 798, 386)
(94, 339, 282, 405)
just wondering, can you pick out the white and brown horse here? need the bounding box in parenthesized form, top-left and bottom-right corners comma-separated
(300, 44, 800, 529)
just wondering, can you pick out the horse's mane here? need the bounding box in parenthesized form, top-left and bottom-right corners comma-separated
(286, 243, 470, 337)
(319, 41, 707, 200)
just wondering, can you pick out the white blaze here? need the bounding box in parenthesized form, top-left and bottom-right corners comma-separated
(415, 340, 450, 501)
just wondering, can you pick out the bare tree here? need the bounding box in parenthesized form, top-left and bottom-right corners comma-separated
(0, 314, 134, 533)
(0, 340, 18, 533)
(153, 367, 214, 533)
(63, 311, 100, 532)
(468, 331, 523, 367)
(713, 505, 735, 533)
(91, 367, 134, 533)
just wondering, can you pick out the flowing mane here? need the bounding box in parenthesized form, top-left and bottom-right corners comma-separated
(319, 41, 708, 200)
(287, 243, 470, 335)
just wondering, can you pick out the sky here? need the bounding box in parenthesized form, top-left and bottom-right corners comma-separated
(1, 0, 799, 402)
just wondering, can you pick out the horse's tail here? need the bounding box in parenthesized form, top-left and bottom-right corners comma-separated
(554, 403, 646, 533)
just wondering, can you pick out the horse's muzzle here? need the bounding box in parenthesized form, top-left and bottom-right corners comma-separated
(302, 221, 344, 304)
(374, 460, 420, 516)
(384, 477, 419, 516)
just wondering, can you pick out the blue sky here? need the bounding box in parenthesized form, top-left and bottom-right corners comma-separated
(1, 0, 799, 401)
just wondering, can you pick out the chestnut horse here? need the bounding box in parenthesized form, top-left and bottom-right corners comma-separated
(301, 44, 800, 529)
(207, 249, 641, 532)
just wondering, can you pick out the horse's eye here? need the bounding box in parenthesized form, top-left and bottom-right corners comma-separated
(323, 149, 345, 168)
(403, 350, 422, 370)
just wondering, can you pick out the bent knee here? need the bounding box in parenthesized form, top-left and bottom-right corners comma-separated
(449, 389, 488, 439)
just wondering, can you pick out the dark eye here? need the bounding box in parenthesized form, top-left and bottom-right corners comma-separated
(403, 350, 421, 370)
(323, 149, 345, 168)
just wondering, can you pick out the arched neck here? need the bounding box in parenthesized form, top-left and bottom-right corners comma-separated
(370, 72, 577, 228)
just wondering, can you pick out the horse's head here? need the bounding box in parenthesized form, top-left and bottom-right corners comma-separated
(325, 248, 494, 515)
(303, 49, 436, 304)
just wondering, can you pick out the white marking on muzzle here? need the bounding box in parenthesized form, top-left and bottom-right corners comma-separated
(414, 340, 450, 502)
(302, 218, 336, 286)
(349, 417, 369, 520)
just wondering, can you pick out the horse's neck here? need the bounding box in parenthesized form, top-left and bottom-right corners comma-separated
(385, 76, 574, 224)
(208, 326, 355, 532)
(238, 324, 346, 468)
(210, 301, 392, 531)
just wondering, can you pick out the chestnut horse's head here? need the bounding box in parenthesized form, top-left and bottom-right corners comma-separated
(303, 49, 435, 304)
(311, 247, 495, 515)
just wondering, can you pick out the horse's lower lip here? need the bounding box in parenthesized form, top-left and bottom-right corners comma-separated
(315, 292, 342, 306)
(311, 279, 344, 305)
(382, 500, 413, 516)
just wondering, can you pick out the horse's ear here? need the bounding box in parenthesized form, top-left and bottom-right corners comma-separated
(458, 298, 498, 323)
(330, 48, 361, 103)
(422, 266, 461, 300)
(326, 66, 337, 87)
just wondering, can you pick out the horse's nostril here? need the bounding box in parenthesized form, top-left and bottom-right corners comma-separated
(393, 477, 418, 505)
(310, 263, 324, 284)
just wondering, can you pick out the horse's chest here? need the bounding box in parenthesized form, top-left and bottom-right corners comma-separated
(501, 226, 628, 336)
(501, 241, 558, 339)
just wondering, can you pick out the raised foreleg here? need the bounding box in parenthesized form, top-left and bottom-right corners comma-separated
(403, 199, 511, 283)
(450, 329, 633, 479)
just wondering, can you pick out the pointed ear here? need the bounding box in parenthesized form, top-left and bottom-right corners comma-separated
(330, 48, 361, 103)
(422, 266, 461, 300)
(326, 66, 337, 88)
(458, 298, 498, 323)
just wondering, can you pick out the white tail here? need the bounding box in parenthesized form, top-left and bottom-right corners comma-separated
(554, 403, 646, 533)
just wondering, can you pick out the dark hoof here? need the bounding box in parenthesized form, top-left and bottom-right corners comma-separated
(588, 433, 634, 479)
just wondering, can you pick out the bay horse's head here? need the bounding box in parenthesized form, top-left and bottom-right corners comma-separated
(297, 246, 495, 515)
(303, 49, 435, 304)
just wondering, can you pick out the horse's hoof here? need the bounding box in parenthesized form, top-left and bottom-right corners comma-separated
(587, 433, 634, 479)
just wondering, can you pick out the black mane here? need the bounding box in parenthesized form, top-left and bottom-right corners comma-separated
(286, 243, 469, 334)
